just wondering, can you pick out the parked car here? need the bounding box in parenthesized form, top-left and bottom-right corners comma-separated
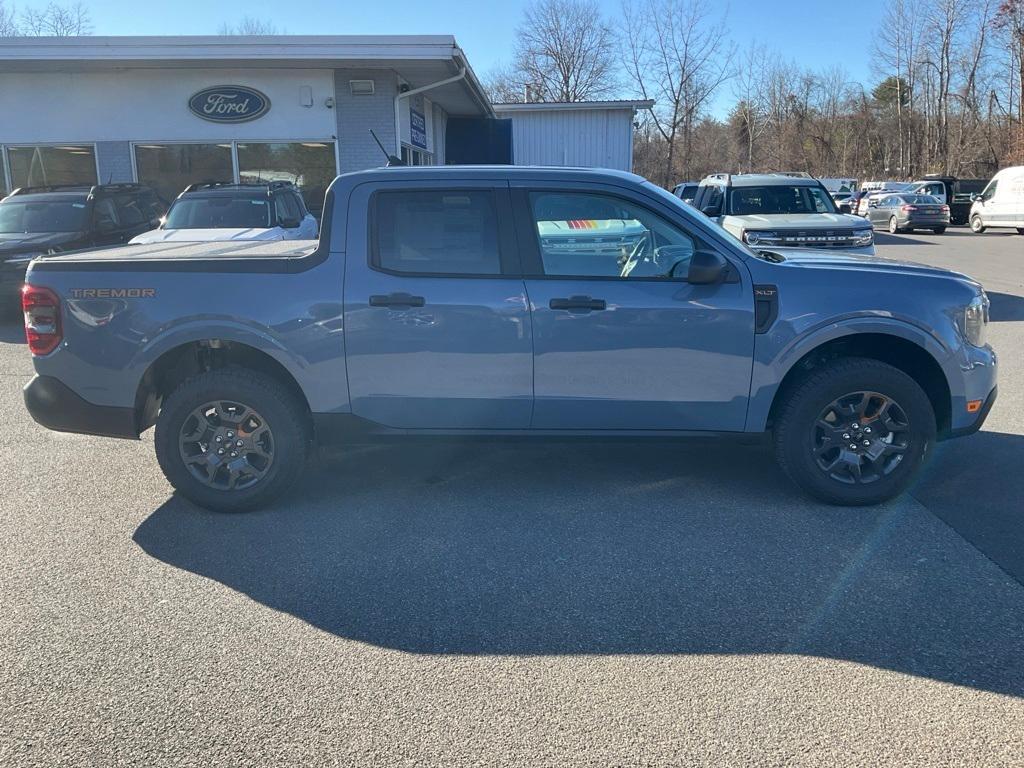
(969, 166, 1024, 234)
(0, 183, 165, 306)
(855, 187, 910, 217)
(671, 181, 699, 204)
(693, 173, 875, 254)
(130, 181, 318, 244)
(865, 193, 949, 234)
(820, 178, 858, 200)
(22, 167, 996, 512)
(905, 175, 987, 225)
(847, 190, 871, 216)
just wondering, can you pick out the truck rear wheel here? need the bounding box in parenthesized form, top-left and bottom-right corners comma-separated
(773, 358, 935, 506)
(154, 367, 309, 512)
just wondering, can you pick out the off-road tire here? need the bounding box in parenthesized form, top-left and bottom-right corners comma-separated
(773, 358, 935, 506)
(155, 367, 310, 512)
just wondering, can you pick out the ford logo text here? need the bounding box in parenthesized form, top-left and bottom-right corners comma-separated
(188, 86, 270, 123)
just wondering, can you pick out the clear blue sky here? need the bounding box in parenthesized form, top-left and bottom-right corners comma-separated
(85, 0, 880, 117)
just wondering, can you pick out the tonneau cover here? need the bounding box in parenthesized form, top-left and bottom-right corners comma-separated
(36, 240, 318, 264)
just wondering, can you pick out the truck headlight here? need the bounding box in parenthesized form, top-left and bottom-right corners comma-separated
(853, 229, 873, 246)
(744, 230, 777, 245)
(959, 294, 990, 347)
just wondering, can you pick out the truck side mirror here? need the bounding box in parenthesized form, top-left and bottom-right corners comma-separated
(687, 249, 728, 285)
(280, 216, 301, 229)
(700, 204, 721, 217)
(838, 203, 852, 214)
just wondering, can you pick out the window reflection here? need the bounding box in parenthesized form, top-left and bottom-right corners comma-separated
(237, 142, 336, 219)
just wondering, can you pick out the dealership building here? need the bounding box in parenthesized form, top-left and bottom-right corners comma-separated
(0, 35, 651, 215)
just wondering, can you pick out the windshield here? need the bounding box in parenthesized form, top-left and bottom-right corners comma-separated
(0, 199, 89, 234)
(164, 196, 273, 229)
(729, 185, 837, 215)
(899, 195, 940, 205)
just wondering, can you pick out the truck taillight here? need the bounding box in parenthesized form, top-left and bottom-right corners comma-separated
(22, 285, 62, 356)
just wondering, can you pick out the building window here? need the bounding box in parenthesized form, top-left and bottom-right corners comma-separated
(236, 142, 336, 219)
(400, 145, 433, 167)
(6, 145, 97, 189)
(134, 143, 234, 205)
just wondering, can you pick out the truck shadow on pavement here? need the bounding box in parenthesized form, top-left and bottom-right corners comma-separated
(134, 437, 1024, 698)
(987, 292, 1024, 322)
(0, 320, 26, 344)
(872, 232, 936, 246)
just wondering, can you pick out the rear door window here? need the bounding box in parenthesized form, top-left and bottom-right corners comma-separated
(373, 190, 501, 275)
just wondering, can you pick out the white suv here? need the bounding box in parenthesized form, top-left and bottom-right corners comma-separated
(692, 173, 875, 255)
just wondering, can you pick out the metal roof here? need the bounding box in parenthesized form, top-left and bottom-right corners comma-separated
(492, 100, 655, 112)
(0, 35, 493, 117)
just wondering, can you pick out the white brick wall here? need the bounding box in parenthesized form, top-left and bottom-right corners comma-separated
(334, 69, 398, 172)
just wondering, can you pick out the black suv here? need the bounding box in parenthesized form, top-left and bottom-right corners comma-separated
(1, 183, 166, 304)
(132, 181, 317, 243)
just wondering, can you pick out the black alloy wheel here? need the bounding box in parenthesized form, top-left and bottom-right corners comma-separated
(810, 391, 910, 485)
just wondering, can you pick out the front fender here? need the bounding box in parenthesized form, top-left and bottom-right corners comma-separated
(746, 315, 958, 433)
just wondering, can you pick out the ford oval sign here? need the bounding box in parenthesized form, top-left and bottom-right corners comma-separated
(188, 85, 270, 123)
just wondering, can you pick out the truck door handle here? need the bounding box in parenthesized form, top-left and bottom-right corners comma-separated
(549, 295, 606, 311)
(369, 293, 425, 308)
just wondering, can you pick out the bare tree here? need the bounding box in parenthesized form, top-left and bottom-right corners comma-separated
(18, 1, 90, 35)
(873, 0, 923, 176)
(996, 0, 1024, 160)
(483, 63, 527, 104)
(218, 16, 281, 35)
(731, 45, 772, 172)
(512, 0, 617, 101)
(622, 0, 734, 185)
(0, 1, 18, 36)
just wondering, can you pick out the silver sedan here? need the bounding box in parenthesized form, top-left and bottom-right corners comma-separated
(866, 194, 950, 234)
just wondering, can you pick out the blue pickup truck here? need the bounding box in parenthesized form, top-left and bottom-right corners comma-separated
(21, 167, 996, 511)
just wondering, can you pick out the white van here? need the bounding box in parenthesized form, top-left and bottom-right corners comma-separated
(970, 166, 1024, 234)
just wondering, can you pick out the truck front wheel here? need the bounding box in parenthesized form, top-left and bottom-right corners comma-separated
(773, 358, 935, 506)
(154, 367, 310, 512)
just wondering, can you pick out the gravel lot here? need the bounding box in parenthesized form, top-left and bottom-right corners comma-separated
(1, 228, 1022, 766)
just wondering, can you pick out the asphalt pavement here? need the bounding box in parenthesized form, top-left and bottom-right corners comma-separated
(0, 228, 1022, 766)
